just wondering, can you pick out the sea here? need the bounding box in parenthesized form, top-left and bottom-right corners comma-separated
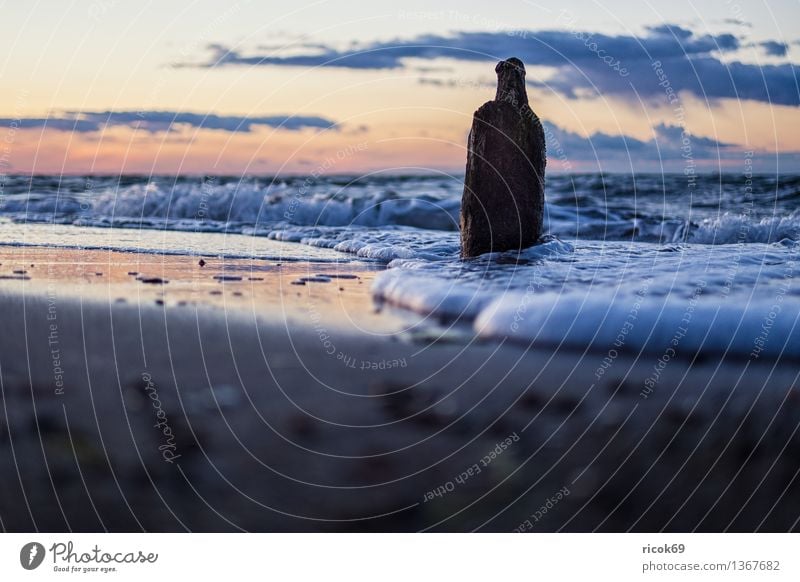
(1, 173, 798, 360)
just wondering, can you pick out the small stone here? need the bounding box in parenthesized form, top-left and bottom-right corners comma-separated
(0, 275, 30, 280)
(608, 378, 638, 397)
(287, 413, 316, 438)
(372, 382, 415, 419)
(520, 388, 546, 409)
(316, 273, 358, 279)
(198, 259, 206, 267)
(552, 393, 582, 415)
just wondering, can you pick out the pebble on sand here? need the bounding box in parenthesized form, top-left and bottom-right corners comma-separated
(0, 275, 31, 280)
(316, 273, 358, 279)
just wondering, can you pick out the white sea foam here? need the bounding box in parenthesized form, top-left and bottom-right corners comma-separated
(474, 290, 799, 360)
(685, 212, 800, 245)
(372, 237, 799, 358)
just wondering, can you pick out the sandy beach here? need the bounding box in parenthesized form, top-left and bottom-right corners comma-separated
(0, 245, 798, 532)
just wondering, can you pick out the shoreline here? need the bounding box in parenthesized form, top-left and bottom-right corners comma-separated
(0, 245, 412, 336)
(0, 247, 798, 531)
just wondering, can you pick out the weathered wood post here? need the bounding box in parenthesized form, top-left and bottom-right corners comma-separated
(460, 57, 546, 258)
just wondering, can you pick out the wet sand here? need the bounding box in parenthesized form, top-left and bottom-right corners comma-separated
(1, 246, 799, 532)
(0, 246, 408, 334)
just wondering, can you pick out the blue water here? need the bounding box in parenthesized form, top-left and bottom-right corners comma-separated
(1, 173, 798, 358)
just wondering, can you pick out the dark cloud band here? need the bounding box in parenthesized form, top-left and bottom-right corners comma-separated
(0, 111, 338, 133)
(191, 25, 799, 106)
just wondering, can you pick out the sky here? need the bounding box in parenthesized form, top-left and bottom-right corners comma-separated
(0, 0, 798, 174)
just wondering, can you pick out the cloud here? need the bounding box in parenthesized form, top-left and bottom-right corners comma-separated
(193, 27, 741, 69)
(188, 25, 800, 105)
(722, 18, 752, 28)
(644, 24, 694, 39)
(652, 123, 730, 149)
(761, 40, 789, 57)
(543, 121, 737, 169)
(0, 111, 338, 133)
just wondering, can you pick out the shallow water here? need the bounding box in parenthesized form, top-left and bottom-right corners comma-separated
(1, 173, 798, 358)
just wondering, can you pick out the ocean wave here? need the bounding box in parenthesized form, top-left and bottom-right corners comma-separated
(685, 212, 800, 244)
(2, 174, 798, 246)
(269, 226, 461, 261)
(1, 177, 461, 231)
